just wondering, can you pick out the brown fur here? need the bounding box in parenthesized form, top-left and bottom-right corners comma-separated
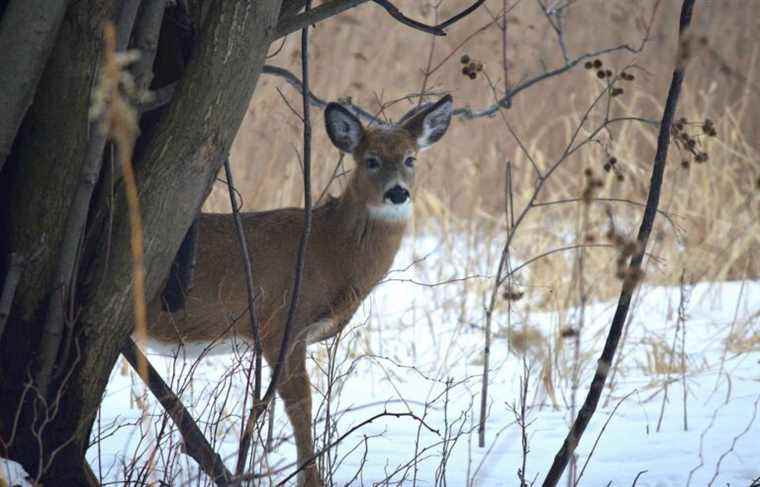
(140, 96, 452, 486)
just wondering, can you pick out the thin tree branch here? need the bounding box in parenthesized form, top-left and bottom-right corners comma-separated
(532, 197, 682, 234)
(121, 340, 232, 486)
(372, 0, 446, 36)
(131, 0, 167, 91)
(247, 0, 315, 451)
(257, 40, 652, 124)
(224, 155, 263, 477)
(275, 0, 368, 39)
(0, 0, 70, 170)
(233, 410, 439, 484)
(115, 0, 143, 49)
(541, 1, 696, 484)
(0, 253, 25, 341)
(275, 0, 485, 39)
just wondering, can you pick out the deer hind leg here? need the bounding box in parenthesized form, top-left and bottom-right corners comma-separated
(269, 341, 322, 487)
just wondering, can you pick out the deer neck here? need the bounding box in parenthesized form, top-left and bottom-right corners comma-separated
(329, 180, 409, 286)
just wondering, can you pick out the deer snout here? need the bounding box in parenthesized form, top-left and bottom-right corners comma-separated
(384, 185, 410, 205)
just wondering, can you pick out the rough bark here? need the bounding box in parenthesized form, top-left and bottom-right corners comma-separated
(4, 0, 117, 320)
(0, 0, 71, 170)
(0, 0, 282, 483)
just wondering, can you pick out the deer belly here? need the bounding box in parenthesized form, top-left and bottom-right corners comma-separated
(305, 318, 338, 344)
(132, 334, 249, 359)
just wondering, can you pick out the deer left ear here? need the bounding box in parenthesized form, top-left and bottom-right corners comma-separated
(400, 95, 453, 150)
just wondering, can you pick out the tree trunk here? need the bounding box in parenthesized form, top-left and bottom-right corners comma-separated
(0, 0, 282, 483)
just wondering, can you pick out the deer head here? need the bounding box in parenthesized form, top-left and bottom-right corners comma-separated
(324, 95, 453, 222)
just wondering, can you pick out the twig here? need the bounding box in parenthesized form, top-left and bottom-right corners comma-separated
(631, 470, 648, 486)
(274, 411, 439, 486)
(275, 0, 368, 39)
(373, 0, 486, 36)
(275, 0, 485, 39)
(372, 0, 446, 36)
(0, 253, 25, 340)
(121, 339, 232, 485)
(130, 0, 167, 92)
(574, 390, 636, 486)
(532, 197, 680, 234)
(541, 2, 697, 484)
(255, 0, 314, 437)
(707, 393, 760, 487)
(225, 156, 263, 477)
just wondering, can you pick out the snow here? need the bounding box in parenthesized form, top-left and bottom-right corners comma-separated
(90, 235, 760, 486)
(0, 458, 34, 487)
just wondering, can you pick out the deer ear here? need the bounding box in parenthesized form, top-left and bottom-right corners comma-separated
(400, 95, 453, 149)
(325, 103, 364, 153)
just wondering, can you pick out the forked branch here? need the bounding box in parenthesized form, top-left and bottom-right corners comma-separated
(541, 1, 697, 484)
(275, 0, 486, 39)
(121, 340, 232, 485)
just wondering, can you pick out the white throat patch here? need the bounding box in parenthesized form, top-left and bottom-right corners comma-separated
(367, 200, 413, 222)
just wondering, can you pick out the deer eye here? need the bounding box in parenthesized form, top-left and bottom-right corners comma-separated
(366, 157, 381, 170)
(404, 156, 416, 168)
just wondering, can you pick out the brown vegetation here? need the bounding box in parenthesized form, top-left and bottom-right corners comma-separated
(216, 0, 759, 297)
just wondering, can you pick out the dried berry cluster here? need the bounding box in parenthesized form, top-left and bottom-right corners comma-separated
(460, 54, 483, 80)
(502, 284, 524, 302)
(606, 220, 644, 287)
(582, 167, 604, 204)
(602, 156, 625, 182)
(672, 117, 715, 169)
(560, 327, 578, 339)
(584, 58, 635, 97)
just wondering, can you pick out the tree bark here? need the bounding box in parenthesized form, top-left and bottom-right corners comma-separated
(0, 0, 282, 483)
(0, 0, 71, 170)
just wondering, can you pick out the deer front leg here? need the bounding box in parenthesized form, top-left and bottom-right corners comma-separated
(273, 341, 322, 487)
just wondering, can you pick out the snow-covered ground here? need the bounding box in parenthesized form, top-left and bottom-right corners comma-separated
(91, 235, 760, 486)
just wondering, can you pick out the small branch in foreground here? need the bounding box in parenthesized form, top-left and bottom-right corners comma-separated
(541, 1, 697, 485)
(274, 0, 485, 39)
(275, 0, 368, 39)
(233, 410, 439, 485)
(224, 155, 263, 476)
(121, 340, 232, 485)
(251, 0, 315, 454)
(372, 0, 486, 36)
(0, 253, 25, 340)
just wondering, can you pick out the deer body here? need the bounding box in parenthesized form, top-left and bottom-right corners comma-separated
(141, 96, 453, 486)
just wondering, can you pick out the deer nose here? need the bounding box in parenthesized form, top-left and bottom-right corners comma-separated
(384, 185, 410, 205)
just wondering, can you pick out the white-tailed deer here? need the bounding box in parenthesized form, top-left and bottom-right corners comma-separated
(141, 95, 453, 486)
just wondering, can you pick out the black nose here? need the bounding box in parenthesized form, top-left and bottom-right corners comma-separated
(384, 185, 410, 204)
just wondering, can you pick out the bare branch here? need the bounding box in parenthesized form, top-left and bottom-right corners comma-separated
(0, 253, 25, 341)
(131, 0, 167, 91)
(541, 1, 697, 484)
(275, 0, 486, 40)
(121, 339, 232, 485)
(223, 155, 263, 477)
(233, 410, 439, 484)
(372, 0, 446, 36)
(275, 0, 369, 39)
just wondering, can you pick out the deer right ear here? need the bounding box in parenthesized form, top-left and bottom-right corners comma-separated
(325, 103, 364, 153)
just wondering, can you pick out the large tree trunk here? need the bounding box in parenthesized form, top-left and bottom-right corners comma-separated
(0, 0, 282, 483)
